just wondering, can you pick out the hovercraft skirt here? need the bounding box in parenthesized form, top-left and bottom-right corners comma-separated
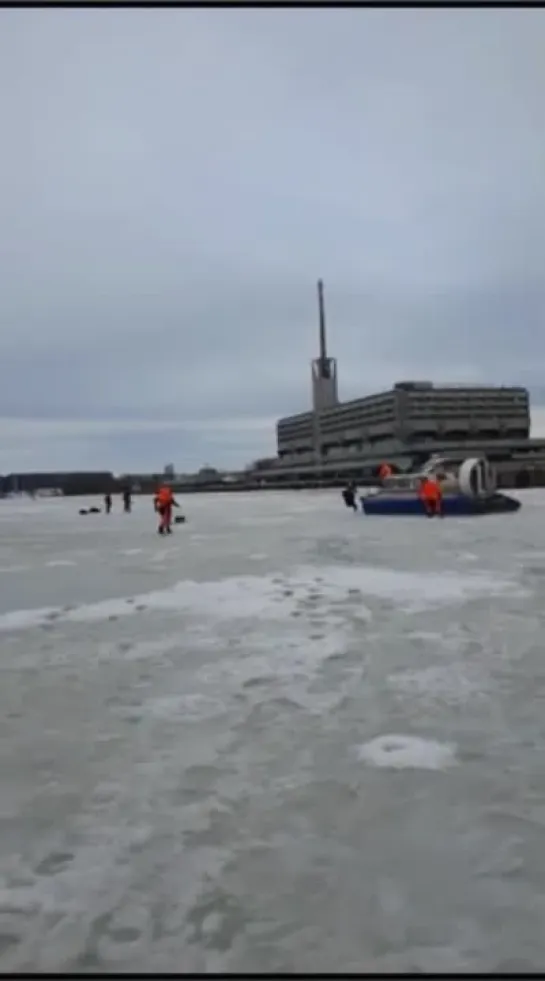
(361, 492, 520, 517)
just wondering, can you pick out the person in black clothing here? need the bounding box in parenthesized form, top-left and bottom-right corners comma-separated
(342, 481, 358, 512)
(122, 488, 132, 513)
(104, 492, 112, 514)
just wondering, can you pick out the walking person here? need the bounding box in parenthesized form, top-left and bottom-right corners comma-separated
(122, 487, 132, 513)
(418, 476, 443, 517)
(154, 485, 179, 534)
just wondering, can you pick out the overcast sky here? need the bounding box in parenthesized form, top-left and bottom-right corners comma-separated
(1, 7, 544, 473)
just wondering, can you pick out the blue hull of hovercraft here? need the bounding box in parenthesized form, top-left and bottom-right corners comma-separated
(360, 492, 520, 517)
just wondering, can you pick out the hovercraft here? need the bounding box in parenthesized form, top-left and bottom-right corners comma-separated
(361, 455, 521, 517)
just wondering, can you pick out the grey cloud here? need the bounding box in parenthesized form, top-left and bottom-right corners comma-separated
(0, 7, 544, 471)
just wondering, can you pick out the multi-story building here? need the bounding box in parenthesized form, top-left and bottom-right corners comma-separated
(271, 281, 542, 480)
(277, 381, 530, 466)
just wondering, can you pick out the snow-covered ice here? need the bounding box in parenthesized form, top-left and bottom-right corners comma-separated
(0, 488, 543, 972)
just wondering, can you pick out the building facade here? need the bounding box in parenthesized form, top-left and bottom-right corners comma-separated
(277, 381, 530, 466)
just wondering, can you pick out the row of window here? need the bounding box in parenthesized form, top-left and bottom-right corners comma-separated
(282, 404, 526, 424)
(408, 399, 528, 411)
(277, 392, 530, 441)
(277, 423, 313, 440)
(279, 420, 528, 445)
(408, 390, 527, 398)
(408, 412, 529, 422)
(320, 394, 395, 419)
(278, 409, 396, 437)
(319, 413, 394, 429)
(280, 427, 530, 455)
(279, 409, 528, 439)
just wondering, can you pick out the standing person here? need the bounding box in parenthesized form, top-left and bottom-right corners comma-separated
(418, 476, 443, 517)
(378, 462, 393, 482)
(154, 485, 178, 535)
(122, 487, 132, 513)
(104, 492, 112, 514)
(433, 477, 444, 518)
(342, 481, 358, 512)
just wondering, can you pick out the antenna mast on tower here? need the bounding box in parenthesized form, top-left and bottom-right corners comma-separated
(318, 278, 327, 364)
(311, 279, 339, 413)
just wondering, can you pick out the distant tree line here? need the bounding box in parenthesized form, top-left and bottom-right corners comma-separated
(0, 472, 119, 496)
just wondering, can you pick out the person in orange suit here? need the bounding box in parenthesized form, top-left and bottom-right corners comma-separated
(418, 476, 443, 517)
(378, 462, 393, 481)
(154, 484, 178, 534)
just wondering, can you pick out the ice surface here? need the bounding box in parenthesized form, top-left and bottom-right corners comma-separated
(0, 488, 544, 972)
(0, 557, 522, 634)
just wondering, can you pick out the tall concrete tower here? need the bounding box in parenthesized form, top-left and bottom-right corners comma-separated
(311, 279, 339, 412)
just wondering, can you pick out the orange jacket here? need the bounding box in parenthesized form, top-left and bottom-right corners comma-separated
(419, 477, 442, 502)
(156, 486, 174, 507)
